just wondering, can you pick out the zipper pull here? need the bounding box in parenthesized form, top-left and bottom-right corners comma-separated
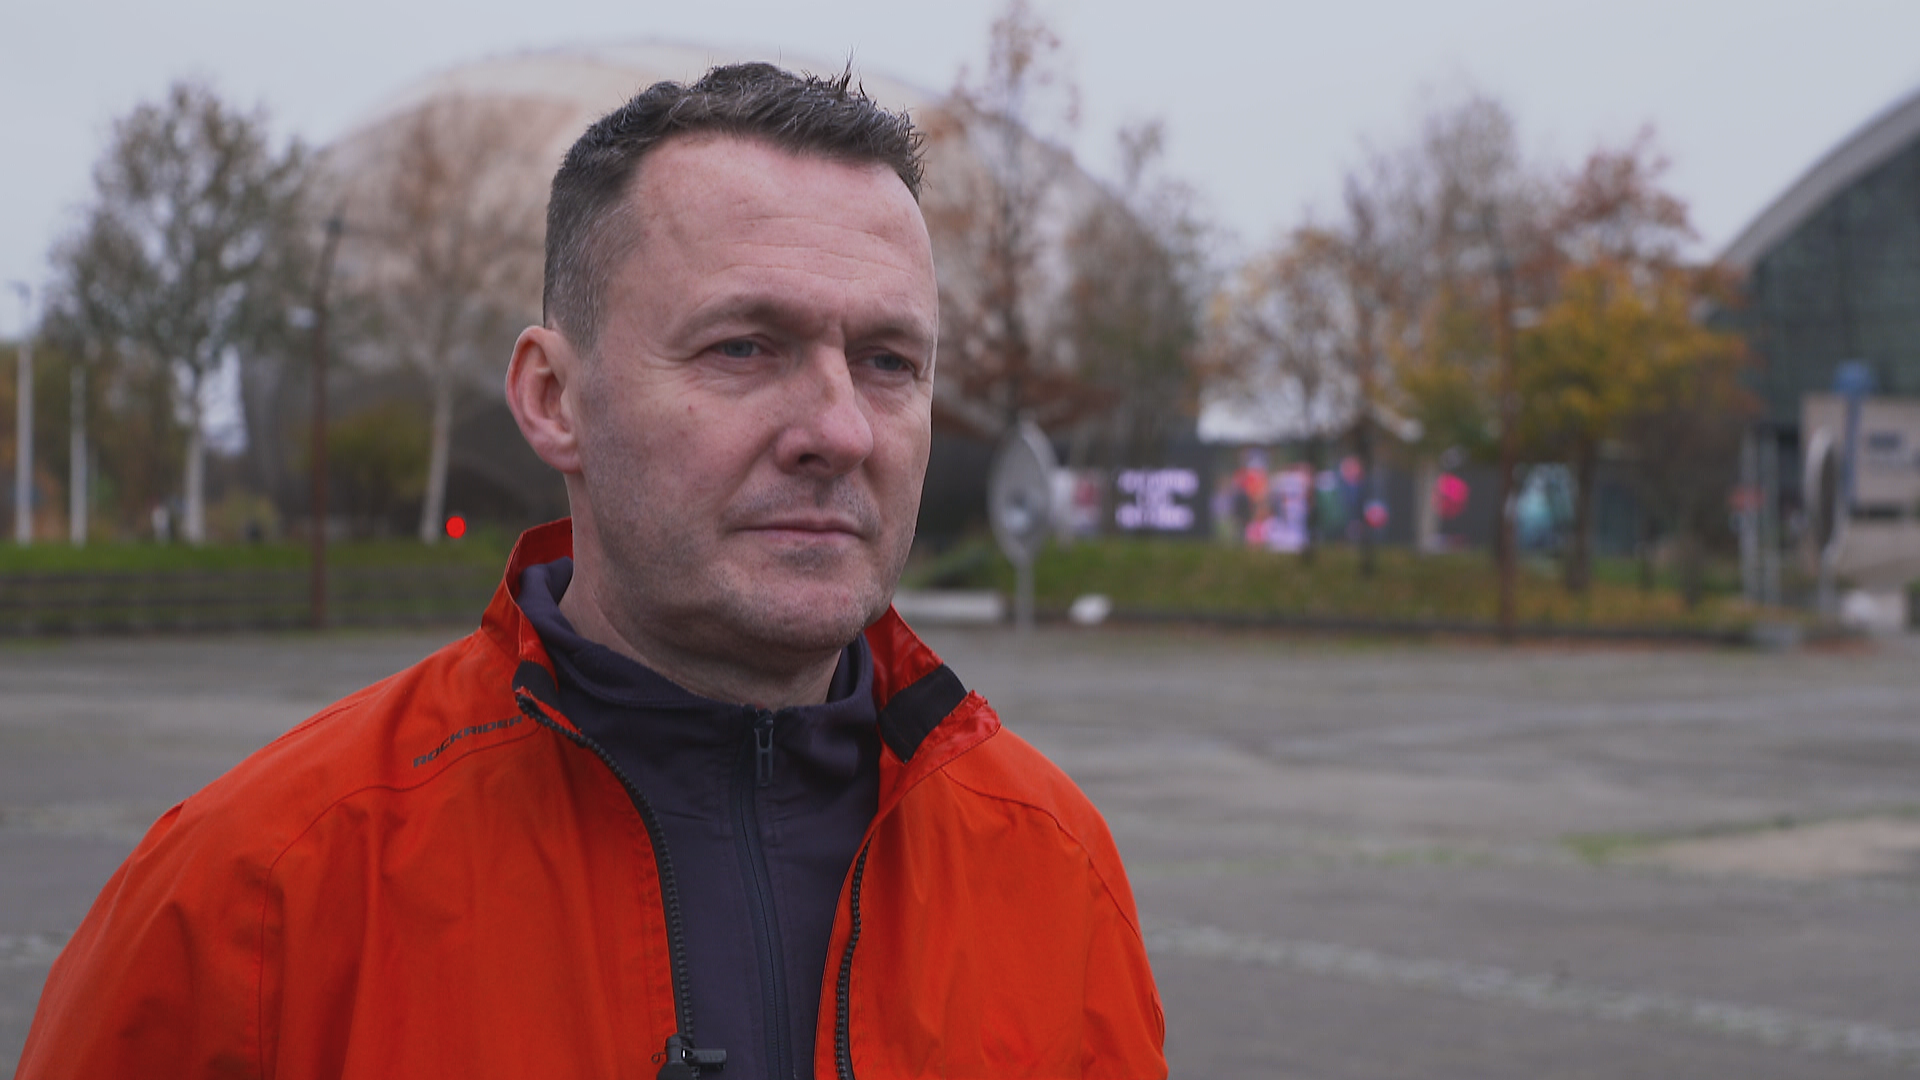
(754, 710, 776, 788)
(658, 1032, 727, 1078)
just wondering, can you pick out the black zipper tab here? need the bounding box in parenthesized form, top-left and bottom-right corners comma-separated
(658, 1032, 728, 1079)
(754, 709, 776, 788)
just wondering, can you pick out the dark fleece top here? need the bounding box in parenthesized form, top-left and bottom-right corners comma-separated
(519, 558, 880, 1080)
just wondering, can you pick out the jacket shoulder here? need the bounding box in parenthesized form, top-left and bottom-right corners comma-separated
(18, 629, 591, 1077)
(931, 718, 1145, 931)
(847, 711, 1168, 1078)
(200, 628, 533, 834)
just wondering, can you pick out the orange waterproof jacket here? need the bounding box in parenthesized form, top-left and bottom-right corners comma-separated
(20, 521, 1167, 1079)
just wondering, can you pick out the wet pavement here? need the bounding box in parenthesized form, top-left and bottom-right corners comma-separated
(4, 624, 1918, 1077)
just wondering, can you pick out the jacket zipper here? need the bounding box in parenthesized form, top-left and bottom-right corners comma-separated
(833, 842, 872, 1080)
(518, 692, 727, 1079)
(737, 707, 794, 1079)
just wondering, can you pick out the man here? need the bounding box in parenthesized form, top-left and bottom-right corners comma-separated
(21, 63, 1165, 1079)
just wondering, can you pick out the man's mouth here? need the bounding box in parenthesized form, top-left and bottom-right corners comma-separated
(744, 516, 865, 537)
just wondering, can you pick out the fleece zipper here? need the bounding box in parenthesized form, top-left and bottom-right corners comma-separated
(736, 707, 795, 1079)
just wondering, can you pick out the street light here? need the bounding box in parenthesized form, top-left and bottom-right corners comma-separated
(11, 283, 32, 547)
(1817, 361, 1876, 618)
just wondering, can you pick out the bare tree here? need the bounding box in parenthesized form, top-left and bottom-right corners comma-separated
(1240, 167, 1420, 574)
(1330, 159, 1432, 575)
(40, 255, 113, 544)
(1202, 230, 1356, 560)
(1378, 93, 1556, 632)
(1206, 97, 1548, 578)
(48, 79, 309, 544)
(923, 0, 1098, 439)
(332, 96, 552, 542)
(1062, 121, 1208, 492)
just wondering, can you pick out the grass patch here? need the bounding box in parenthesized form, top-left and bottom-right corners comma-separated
(0, 533, 512, 574)
(1560, 810, 1912, 865)
(1564, 832, 1659, 865)
(0, 532, 515, 633)
(916, 536, 1773, 632)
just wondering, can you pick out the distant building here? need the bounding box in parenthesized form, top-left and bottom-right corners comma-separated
(1725, 84, 1920, 424)
(294, 42, 1121, 539)
(1724, 85, 1920, 602)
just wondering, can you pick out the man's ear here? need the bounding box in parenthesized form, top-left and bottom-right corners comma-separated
(506, 325, 584, 475)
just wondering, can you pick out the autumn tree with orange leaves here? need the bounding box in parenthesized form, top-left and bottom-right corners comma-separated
(1211, 96, 1752, 612)
(1518, 133, 1750, 594)
(1203, 228, 1357, 563)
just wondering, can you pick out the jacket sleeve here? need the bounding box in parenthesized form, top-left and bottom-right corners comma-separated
(1081, 862, 1168, 1078)
(17, 801, 269, 1079)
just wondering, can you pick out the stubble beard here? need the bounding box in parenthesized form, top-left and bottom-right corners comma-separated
(601, 480, 913, 677)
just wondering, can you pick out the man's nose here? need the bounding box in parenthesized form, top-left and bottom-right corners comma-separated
(775, 350, 875, 476)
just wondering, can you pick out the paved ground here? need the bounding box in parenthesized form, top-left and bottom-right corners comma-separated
(4, 624, 1919, 1078)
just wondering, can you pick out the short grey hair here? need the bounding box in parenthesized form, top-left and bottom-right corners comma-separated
(542, 62, 926, 353)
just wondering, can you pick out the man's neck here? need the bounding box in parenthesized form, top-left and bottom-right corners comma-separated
(556, 579, 840, 708)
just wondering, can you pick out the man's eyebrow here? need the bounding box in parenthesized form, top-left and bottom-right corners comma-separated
(679, 297, 809, 336)
(680, 296, 936, 346)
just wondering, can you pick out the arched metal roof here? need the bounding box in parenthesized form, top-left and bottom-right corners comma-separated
(334, 41, 938, 152)
(1722, 82, 1920, 270)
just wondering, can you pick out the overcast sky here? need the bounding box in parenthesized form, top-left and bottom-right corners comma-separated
(5, 0, 1920, 336)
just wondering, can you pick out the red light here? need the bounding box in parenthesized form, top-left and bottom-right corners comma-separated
(445, 516, 467, 539)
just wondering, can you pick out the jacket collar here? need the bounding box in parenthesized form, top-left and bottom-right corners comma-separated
(483, 520, 1000, 798)
(481, 519, 576, 705)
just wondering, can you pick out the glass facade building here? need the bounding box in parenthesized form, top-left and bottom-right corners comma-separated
(1724, 88, 1920, 605)
(1727, 88, 1920, 431)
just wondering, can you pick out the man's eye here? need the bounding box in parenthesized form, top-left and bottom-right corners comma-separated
(716, 340, 759, 359)
(868, 353, 910, 374)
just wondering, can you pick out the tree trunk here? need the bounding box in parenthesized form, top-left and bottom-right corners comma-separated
(1300, 434, 1321, 566)
(1678, 527, 1706, 610)
(1637, 512, 1657, 593)
(1563, 445, 1597, 594)
(1491, 476, 1509, 570)
(1494, 457, 1519, 639)
(1064, 419, 1096, 541)
(1356, 417, 1377, 579)
(183, 421, 206, 545)
(13, 328, 32, 546)
(1414, 456, 1439, 554)
(419, 375, 454, 544)
(69, 365, 86, 546)
(1097, 405, 1130, 539)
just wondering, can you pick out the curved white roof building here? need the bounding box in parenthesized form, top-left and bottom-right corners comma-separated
(302, 42, 1113, 528)
(329, 41, 941, 170)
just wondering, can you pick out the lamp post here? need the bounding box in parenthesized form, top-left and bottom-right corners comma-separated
(1817, 361, 1875, 618)
(11, 283, 32, 547)
(989, 416, 1057, 634)
(309, 214, 345, 629)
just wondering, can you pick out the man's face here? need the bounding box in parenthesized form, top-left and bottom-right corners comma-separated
(567, 135, 938, 671)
